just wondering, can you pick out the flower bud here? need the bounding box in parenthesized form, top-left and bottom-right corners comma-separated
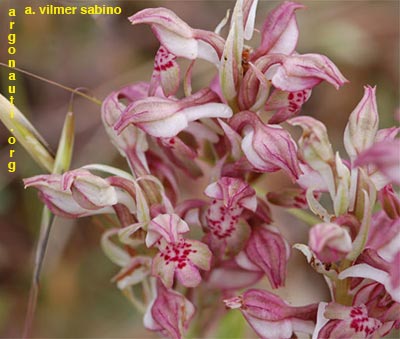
(309, 223, 352, 263)
(61, 169, 118, 210)
(253, 1, 304, 58)
(144, 280, 195, 339)
(236, 224, 291, 288)
(344, 86, 378, 161)
(289, 116, 334, 171)
(378, 185, 400, 220)
(102, 84, 150, 176)
(24, 170, 116, 218)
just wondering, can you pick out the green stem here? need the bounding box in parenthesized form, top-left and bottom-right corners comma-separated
(287, 208, 321, 226)
(334, 259, 353, 305)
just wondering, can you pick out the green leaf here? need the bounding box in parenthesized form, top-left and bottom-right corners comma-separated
(53, 111, 74, 174)
(0, 93, 54, 172)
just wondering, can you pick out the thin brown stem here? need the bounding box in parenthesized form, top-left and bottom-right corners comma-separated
(0, 62, 102, 105)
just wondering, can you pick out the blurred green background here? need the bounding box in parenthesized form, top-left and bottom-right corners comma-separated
(0, 0, 398, 337)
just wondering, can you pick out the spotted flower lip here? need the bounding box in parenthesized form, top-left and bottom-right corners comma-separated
(150, 45, 180, 97)
(230, 111, 302, 181)
(114, 88, 233, 138)
(146, 214, 212, 288)
(266, 89, 312, 124)
(204, 177, 257, 257)
(316, 303, 383, 339)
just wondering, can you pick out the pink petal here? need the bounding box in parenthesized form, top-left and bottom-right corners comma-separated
(147, 214, 190, 246)
(354, 140, 400, 186)
(309, 223, 352, 263)
(129, 8, 198, 60)
(206, 259, 263, 289)
(244, 225, 291, 288)
(175, 261, 202, 287)
(255, 1, 304, 57)
(149, 281, 195, 339)
(269, 54, 348, 92)
(232, 111, 302, 181)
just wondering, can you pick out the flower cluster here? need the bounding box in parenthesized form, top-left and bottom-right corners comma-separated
(24, 1, 399, 338)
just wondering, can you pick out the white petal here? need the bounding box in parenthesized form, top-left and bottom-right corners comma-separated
(183, 103, 233, 121)
(140, 113, 188, 138)
(153, 25, 198, 59)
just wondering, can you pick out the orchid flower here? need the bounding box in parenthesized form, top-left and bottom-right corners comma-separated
(339, 250, 400, 303)
(24, 169, 119, 218)
(128, 7, 224, 64)
(204, 176, 257, 257)
(230, 111, 302, 181)
(316, 303, 384, 339)
(19, 0, 400, 338)
(114, 88, 232, 138)
(224, 289, 318, 339)
(146, 213, 211, 288)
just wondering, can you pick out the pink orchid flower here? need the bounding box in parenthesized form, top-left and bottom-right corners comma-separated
(146, 214, 211, 288)
(114, 88, 232, 138)
(231, 111, 302, 181)
(224, 289, 318, 339)
(316, 303, 384, 339)
(23, 169, 118, 218)
(204, 176, 257, 257)
(128, 7, 224, 64)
